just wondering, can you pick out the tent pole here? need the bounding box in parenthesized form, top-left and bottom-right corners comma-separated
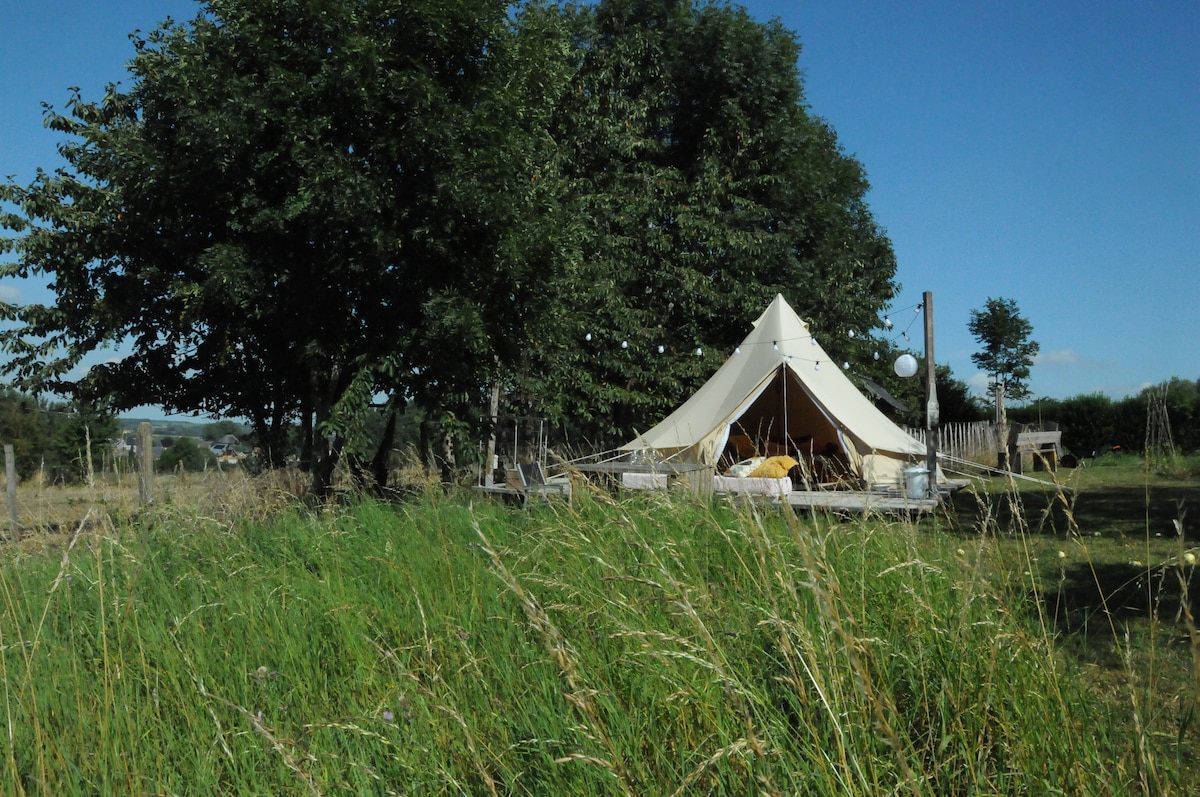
(781, 363, 788, 455)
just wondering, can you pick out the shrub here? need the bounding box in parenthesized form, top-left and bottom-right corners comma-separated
(1157, 453, 1200, 480)
(156, 437, 215, 472)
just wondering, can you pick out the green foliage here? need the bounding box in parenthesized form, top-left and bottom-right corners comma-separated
(0, 0, 574, 495)
(156, 436, 215, 472)
(1, 0, 928, 478)
(1151, 376, 1200, 453)
(1158, 453, 1200, 479)
(514, 0, 899, 442)
(0, 389, 48, 478)
(1011, 377, 1200, 457)
(0, 389, 117, 481)
(201, 419, 246, 441)
(968, 297, 1040, 420)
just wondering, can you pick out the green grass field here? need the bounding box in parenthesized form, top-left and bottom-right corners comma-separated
(0, 458, 1196, 794)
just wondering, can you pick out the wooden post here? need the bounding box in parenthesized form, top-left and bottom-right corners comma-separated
(923, 291, 939, 498)
(5, 444, 17, 538)
(1007, 424, 1023, 475)
(84, 423, 96, 489)
(137, 422, 154, 505)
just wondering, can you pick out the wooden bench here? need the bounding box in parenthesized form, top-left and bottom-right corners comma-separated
(1009, 429, 1062, 473)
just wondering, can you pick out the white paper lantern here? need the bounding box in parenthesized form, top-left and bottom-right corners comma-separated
(894, 353, 919, 378)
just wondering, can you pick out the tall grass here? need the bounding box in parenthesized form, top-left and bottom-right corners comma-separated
(0, 483, 1186, 794)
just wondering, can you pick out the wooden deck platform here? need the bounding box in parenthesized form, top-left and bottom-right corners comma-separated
(474, 479, 571, 506)
(775, 479, 969, 514)
(782, 490, 940, 513)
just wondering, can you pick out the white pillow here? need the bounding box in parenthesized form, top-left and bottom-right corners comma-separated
(727, 457, 765, 478)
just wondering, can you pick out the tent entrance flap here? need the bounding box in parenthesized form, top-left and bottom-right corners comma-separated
(726, 363, 841, 459)
(689, 367, 782, 464)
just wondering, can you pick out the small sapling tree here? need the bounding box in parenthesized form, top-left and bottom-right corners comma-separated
(968, 297, 1039, 427)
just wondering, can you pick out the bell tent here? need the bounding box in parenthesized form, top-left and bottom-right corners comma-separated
(620, 294, 937, 491)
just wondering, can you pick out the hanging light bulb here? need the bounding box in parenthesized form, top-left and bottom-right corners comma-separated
(621, 340, 628, 349)
(810, 337, 817, 346)
(657, 344, 665, 354)
(873, 351, 881, 361)
(848, 329, 856, 338)
(585, 333, 592, 342)
(695, 347, 703, 356)
(883, 316, 892, 329)
(843, 361, 850, 370)
(733, 346, 741, 355)
(772, 340, 779, 351)
(814, 361, 821, 371)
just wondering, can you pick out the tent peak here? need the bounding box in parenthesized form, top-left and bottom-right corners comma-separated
(752, 294, 810, 332)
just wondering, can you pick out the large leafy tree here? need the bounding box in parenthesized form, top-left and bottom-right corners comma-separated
(968, 296, 1039, 426)
(0, 0, 572, 494)
(513, 0, 899, 442)
(2, 0, 903, 480)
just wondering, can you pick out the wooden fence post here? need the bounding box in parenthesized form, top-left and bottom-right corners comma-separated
(137, 422, 154, 505)
(5, 444, 17, 538)
(84, 424, 96, 489)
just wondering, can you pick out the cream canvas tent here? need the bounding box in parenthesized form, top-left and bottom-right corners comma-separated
(620, 294, 938, 491)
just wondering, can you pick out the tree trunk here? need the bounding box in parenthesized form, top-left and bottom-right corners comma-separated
(419, 416, 433, 475)
(307, 367, 350, 499)
(369, 405, 398, 491)
(310, 434, 344, 498)
(299, 401, 314, 473)
(440, 428, 456, 485)
(254, 418, 291, 471)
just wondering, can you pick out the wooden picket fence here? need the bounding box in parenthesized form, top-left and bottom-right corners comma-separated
(905, 421, 1001, 467)
(3, 422, 156, 538)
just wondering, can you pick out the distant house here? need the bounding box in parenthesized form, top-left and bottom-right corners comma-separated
(112, 435, 134, 457)
(210, 434, 240, 456)
(113, 432, 162, 459)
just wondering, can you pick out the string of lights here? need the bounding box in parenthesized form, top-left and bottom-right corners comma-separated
(579, 300, 928, 376)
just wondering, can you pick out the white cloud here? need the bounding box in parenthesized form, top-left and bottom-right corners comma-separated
(1035, 349, 1082, 367)
(966, 372, 990, 396)
(67, 355, 126, 381)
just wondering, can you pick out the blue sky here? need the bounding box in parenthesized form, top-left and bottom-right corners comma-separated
(2, 0, 1197, 419)
(765, 0, 1198, 401)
